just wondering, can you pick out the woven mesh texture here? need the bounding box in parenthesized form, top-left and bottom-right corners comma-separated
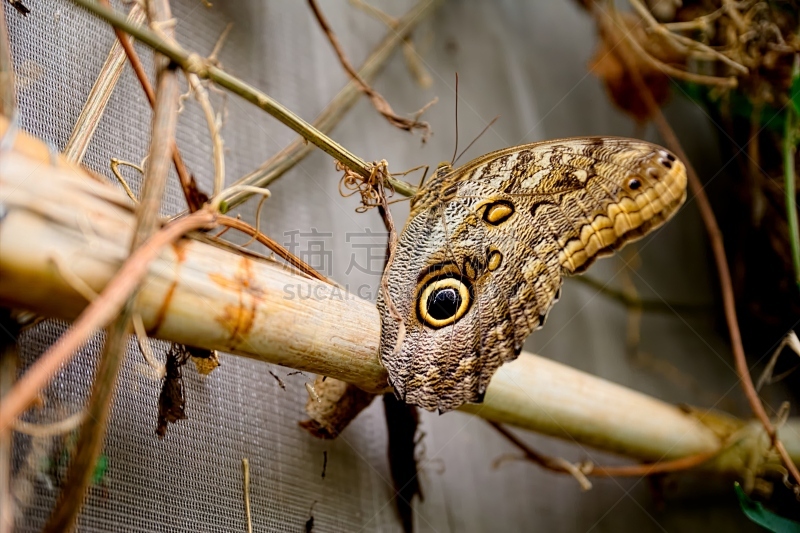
(8, 1, 397, 531)
(5, 1, 765, 531)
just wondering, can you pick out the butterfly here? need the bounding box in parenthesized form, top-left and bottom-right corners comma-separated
(376, 137, 687, 413)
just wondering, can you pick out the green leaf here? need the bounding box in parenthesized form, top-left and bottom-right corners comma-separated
(791, 75, 800, 116)
(91, 454, 108, 486)
(735, 482, 800, 532)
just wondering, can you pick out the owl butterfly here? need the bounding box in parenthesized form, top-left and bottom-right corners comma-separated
(376, 138, 688, 413)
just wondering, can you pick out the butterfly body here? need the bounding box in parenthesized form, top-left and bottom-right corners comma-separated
(377, 137, 687, 413)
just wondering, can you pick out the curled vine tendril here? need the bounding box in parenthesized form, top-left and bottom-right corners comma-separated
(337, 159, 394, 213)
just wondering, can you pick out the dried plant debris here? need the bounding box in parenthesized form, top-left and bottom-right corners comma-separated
(156, 343, 192, 438)
(185, 173, 210, 212)
(268, 370, 286, 390)
(321, 450, 328, 479)
(383, 394, 422, 533)
(299, 377, 376, 439)
(588, 11, 673, 122)
(187, 345, 220, 375)
(304, 501, 317, 533)
(7, 0, 30, 15)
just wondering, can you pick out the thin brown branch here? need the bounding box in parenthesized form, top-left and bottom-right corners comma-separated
(189, 0, 440, 212)
(490, 422, 714, 480)
(98, 0, 207, 212)
(307, 0, 432, 139)
(591, 3, 800, 487)
(216, 215, 329, 283)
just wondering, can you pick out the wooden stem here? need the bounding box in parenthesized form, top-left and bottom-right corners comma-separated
(71, 0, 372, 180)
(222, 0, 439, 210)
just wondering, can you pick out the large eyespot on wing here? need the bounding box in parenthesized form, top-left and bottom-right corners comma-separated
(417, 275, 472, 328)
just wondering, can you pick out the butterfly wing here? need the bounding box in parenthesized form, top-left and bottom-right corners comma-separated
(377, 137, 687, 412)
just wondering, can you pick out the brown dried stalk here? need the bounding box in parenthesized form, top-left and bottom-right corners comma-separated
(217, 215, 329, 283)
(593, 2, 800, 488)
(64, 2, 146, 163)
(98, 0, 207, 212)
(307, 0, 432, 139)
(490, 422, 715, 481)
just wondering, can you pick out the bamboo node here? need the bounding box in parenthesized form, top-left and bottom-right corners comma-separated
(185, 53, 210, 77)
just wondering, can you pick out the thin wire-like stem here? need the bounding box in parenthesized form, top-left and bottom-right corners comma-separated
(784, 66, 800, 290)
(187, 71, 225, 196)
(72, 0, 371, 180)
(216, 215, 328, 282)
(307, 0, 431, 137)
(490, 422, 715, 479)
(110, 158, 142, 203)
(220, 0, 440, 209)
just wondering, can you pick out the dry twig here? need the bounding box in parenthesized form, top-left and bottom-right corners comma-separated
(43, 3, 184, 529)
(307, 0, 433, 139)
(98, 0, 208, 212)
(242, 458, 253, 533)
(490, 421, 715, 485)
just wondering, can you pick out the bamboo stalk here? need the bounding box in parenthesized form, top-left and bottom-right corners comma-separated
(2, 135, 800, 470)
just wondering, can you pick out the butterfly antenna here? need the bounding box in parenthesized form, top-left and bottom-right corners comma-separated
(450, 72, 459, 165)
(454, 115, 500, 165)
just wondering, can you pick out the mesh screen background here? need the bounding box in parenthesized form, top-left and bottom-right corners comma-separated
(5, 0, 772, 531)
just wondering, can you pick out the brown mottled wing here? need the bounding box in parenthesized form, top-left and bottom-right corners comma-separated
(377, 137, 687, 412)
